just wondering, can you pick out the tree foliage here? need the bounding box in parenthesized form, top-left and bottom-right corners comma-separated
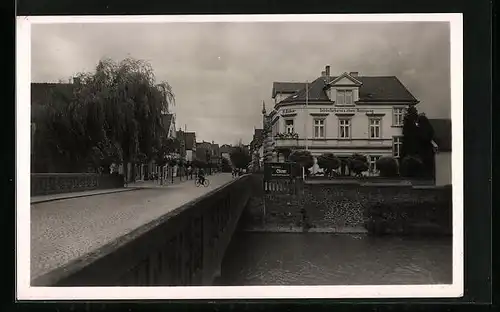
(401, 155, 424, 178)
(229, 145, 252, 169)
(289, 150, 314, 176)
(317, 153, 340, 178)
(32, 57, 176, 173)
(376, 156, 399, 177)
(348, 153, 369, 176)
(276, 147, 292, 160)
(401, 105, 435, 177)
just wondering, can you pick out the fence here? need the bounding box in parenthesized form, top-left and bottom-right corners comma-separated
(32, 175, 253, 286)
(264, 179, 301, 195)
(31, 173, 125, 196)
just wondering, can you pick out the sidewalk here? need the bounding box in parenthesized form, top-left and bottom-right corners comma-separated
(30, 173, 220, 204)
(30, 173, 233, 281)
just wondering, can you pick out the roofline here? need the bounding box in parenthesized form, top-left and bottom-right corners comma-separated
(328, 72, 363, 86)
(356, 100, 420, 105)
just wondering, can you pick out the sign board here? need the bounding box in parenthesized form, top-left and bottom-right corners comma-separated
(264, 162, 294, 180)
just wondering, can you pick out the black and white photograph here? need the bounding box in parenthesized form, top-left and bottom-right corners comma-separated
(16, 14, 463, 299)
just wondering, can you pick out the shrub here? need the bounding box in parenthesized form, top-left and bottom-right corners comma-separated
(376, 157, 399, 177)
(348, 153, 369, 176)
(289, 150, 314, 176)
(401, 155, 424, 177)
(317, 153, 341, 178)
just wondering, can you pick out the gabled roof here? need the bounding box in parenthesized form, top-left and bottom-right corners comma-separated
(273, 75, 418, 106)
(161, 113, 174, 134)
(429, 119, 452, 152)
(328, 72, 362, 86)
(272, 82, 305, 98)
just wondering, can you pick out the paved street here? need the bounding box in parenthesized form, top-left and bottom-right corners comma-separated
(31, 173, 234, 281)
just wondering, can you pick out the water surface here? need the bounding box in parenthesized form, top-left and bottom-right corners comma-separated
(219, 232, 452, 285)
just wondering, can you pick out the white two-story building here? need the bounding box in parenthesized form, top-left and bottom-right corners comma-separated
(270, 65, 419, 174)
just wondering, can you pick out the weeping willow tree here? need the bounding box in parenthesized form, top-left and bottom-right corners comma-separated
(33, 58, 176, 174)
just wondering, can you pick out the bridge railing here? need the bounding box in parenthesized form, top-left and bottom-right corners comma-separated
(32, 175, 253, 286)
(264, 179, 301, 195)
(31, 173, 124, 196)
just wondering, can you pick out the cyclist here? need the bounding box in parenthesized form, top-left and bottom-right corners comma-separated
(197, 168, 206, 185)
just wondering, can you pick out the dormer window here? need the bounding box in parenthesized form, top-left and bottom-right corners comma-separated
(336, 90, 353, 105)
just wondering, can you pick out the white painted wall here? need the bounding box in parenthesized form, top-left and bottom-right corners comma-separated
(276, 104, 406, 141)
(435, 152, 452, 186)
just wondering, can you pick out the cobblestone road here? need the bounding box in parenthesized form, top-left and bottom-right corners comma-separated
(30, 173, 234, 281)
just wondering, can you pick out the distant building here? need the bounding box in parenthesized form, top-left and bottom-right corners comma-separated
(211, 142, 221, 166)
(196, 141, 213, 163)
(177, 130, 197, 162)
(161, 113, 177, 139)
(429, 119, 452, 186)
(220, 144, 233, 165)
(270, 65, 419, 175)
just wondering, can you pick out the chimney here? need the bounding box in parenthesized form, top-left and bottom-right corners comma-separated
(321, 70, 326, 78)
(325, 65, 331, 83)
(349, 71, 359, 77)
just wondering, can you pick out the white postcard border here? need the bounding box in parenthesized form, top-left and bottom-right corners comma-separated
(16, 13, 464, 300)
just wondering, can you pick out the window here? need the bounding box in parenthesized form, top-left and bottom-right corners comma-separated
(369, 118, 381, 139)
(368, 156, 381, 173)
(285, 119, 294, 134)
(313, 118, 325, 138)
(339, 118, 351, 139)
(393, 107, 406, 126)
(393, 136, 403, 157)
(336, 90, 354, 105)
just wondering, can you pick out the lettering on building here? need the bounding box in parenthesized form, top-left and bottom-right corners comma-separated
(282, 109, 296, 114)
(319, 108, 374, 114)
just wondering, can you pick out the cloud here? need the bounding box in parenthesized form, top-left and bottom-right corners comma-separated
(31, 21, 451, 144)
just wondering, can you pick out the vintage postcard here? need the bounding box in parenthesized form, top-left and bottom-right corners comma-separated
(16, 14, 463, 300)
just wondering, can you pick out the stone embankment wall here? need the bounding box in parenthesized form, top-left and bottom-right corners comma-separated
(240, 174, 452, 236)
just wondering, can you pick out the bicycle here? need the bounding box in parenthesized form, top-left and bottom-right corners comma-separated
(195, 177, 210, 187)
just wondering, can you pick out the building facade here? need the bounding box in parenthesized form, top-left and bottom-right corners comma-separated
(270, 66, 419, 174)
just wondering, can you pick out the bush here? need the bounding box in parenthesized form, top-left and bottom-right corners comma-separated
(348, 153, 369, 176)
(376, 157, 399, 177)
(317, 153, 341, 178)
(401, 155, 424, 177)
(289, 150, 314, 176)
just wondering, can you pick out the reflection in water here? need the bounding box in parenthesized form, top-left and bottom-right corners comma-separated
(219, 232, 452, 286)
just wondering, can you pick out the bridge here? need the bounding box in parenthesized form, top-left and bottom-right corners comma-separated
(30, 172, 453, 286)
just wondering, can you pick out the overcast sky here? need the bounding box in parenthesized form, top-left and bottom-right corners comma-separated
(31, 21, 450, 145)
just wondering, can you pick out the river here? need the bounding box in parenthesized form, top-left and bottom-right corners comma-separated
(219, 232, 452, 285)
